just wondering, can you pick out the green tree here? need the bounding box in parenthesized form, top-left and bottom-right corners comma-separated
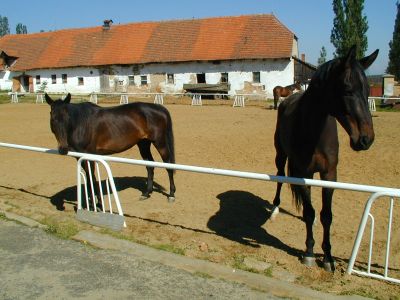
(330, 0, 368, 58)
(387, 1, 400, 80)
(317, 46, 327, 66)
(0, 16, 10, 37)
(16, 23, 28, 34)
(330, 0, 346, 57)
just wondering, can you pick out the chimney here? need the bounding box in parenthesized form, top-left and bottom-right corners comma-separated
(301, 53, 306, 62)
(103, 19, 113, 30)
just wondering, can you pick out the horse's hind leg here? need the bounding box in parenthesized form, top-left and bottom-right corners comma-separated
(138, 140, 155, 200)
(273, 95, 279, 110)
(271, 132, 287, 220)
(153, 142, 176, 203)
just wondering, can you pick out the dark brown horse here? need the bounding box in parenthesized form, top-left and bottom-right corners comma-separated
(270, 45, 379, 272)
(45, 94, 176, 204)
(273, 82, 302, 110)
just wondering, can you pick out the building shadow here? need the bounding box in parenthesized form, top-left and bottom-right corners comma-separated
(207, 190, 301, 258)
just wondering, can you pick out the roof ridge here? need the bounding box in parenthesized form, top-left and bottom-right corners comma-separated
(1, 13, 278, 38)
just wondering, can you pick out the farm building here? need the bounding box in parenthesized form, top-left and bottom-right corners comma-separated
(0, 14, 315, 97)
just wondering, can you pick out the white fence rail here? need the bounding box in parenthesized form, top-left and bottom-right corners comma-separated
(77, 156, 126, 230)
(0, 141, 399, 283)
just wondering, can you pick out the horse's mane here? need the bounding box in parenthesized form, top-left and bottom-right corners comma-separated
(67, 102, 100, 129)
(307, 58, 340, 93)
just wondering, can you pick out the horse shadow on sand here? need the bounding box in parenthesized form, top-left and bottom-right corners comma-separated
(50, 176, 166, 211)
(207, 190, 302, 258)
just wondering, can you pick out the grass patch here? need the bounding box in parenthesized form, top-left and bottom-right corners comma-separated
(0, 212, 7, 220)
(232, 254, 258, 273)
(153, 243, 185, 255)
(339, 288, 381, 299)
(42, 217, 79, 239)
(193, 271, 213, 279)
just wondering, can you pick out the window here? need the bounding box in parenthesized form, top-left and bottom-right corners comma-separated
(167, 73, 174, 84)
(220, 73, 228, 83)
(62, 74, 67, 84)
(253, 72, 260, 83)
(78, 77, 84, 85)
(140, 75, 148, 86)
(196, 73, 206, 83)
(128, 75, 135, 86)
(36, 75, 41, 84)
(51, 74, 56, 84)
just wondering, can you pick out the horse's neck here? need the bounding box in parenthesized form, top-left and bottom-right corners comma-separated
(297, 87, 331, 139)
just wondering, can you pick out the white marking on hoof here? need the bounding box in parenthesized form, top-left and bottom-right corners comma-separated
(301, 256, 317, 267)
(270, 206, 279, 221)
(168, 196, 175, 203)
(323, 260, 336, 272)
(139, 195, 150, 201)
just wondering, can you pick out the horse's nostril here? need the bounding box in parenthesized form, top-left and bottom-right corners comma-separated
(359, 135, 371, 150)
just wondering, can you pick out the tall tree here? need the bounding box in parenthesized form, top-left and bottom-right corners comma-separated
(330, 0, 368, 58)
(317, 46, 327, 66)
(387, 1, 400, 80)
(0, 16, 10, 37)
(330, 0, 346, 58)
(16, 23, 28, 34)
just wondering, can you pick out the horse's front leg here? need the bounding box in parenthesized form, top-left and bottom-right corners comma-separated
(320, 169, 337, 272)
(300, 186, 317, 267)
(81, 160, 102, 211)
(320, 186, 335, 272)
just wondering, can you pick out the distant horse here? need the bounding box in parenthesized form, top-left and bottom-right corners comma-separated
(270, 45, 379, 272)
(45, 94, 176, 205)
(273, 82, 302, 110)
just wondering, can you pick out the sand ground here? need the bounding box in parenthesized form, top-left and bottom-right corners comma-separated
(0, 100, 399, 299)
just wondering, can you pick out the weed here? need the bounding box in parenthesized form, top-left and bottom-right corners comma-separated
(42, 217, 79, 239)
(153, 244, 185, 255)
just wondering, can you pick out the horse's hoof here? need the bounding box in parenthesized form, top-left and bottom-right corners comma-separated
(323, 260, 336, 272)
(270, 206, 279, 221)
(301, 256, 317, 267)
(139, 195, 150, 201)
(168, 196, 175, 203)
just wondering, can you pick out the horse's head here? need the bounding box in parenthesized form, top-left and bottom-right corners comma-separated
(294, 81, 302, 92)
(325, 45, 379, 151)
(45, 93, 71, 155)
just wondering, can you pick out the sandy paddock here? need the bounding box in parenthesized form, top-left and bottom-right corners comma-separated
(0, 100, 399, 298)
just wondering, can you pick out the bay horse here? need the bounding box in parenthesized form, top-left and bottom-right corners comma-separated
(273, 81, 302, 110)
(270, 45, 379, 272)
(45, 94, 176, 205)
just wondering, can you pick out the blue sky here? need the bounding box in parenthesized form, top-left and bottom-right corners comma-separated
(1, 0, 396, 74)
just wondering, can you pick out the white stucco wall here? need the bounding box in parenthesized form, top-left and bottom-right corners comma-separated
(0, 70, 13, 91)
(24, 68, 101, 94)
(7, 58, 295, 98)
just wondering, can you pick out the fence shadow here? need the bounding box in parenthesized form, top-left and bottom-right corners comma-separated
(49, 176, 165, 211)
(207, 190, 301, 258)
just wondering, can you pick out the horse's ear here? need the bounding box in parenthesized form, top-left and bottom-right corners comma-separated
(45, 93, 53, 105)
(64, 93, 71, 103)
(344, 45, 357, 68)
(359, 49, 379, 70)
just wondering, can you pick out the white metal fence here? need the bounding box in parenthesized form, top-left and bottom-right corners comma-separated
(0, 141, 399, 283)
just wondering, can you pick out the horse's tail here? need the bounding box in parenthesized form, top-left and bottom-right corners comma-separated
(287, 159, 303, 211)
(165, 109, 176, 167)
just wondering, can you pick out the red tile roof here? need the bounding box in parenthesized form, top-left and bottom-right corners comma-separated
(0, 14, 296, 71)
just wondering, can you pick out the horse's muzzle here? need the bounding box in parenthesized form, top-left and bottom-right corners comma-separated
(58, 147, 68, 155)
(351, 135, 374, 151)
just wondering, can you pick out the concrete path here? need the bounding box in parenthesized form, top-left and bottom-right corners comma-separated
(0, 212, 368, 299)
